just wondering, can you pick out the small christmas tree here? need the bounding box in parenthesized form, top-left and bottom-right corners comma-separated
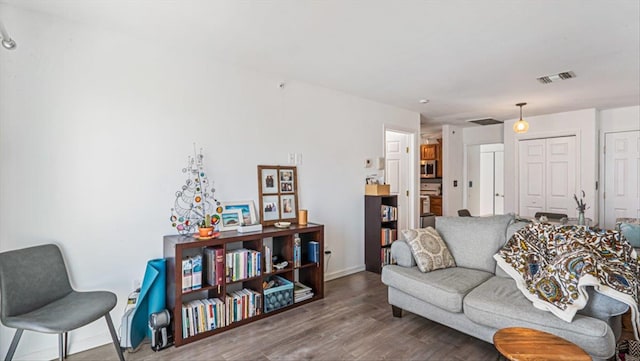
(170, 145, 217, 235)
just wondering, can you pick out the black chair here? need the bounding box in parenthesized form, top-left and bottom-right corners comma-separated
(457, 209, 472, 217)
(0, 244, 125, 361)
(534, 212, 568, 222)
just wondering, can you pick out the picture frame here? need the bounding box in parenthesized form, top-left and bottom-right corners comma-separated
(222, 201, 258, 225)
(219, 209, 243, 231)
(257, 165, 299, 225)
(280, 194, 297, 220)
(260, 168, 279, 194)
(261, 195, 280, 222)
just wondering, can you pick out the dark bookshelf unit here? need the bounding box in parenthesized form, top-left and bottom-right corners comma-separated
(163, 223, 324, 347)
(365, 195, 398, 274)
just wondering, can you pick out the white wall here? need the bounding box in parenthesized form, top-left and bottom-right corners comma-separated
(503, 108, 599, 221)
(597, 105, 640, 225)
(0, 6, 419, 360)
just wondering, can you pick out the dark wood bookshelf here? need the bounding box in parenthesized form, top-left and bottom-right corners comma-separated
(163, 223, 324, 346)
(365, 195, 398, 273)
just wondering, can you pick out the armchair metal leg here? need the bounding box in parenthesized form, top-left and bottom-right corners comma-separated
(58, 333, 63, 361)
(58, 332, 68, 360)
(64, 332, 68, 359)
(104, 313, 125, 361)
(4, 329, 23, 361)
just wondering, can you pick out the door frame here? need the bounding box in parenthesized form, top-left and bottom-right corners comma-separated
(383, 125, 418, 229)
(513, 129, 583, 219)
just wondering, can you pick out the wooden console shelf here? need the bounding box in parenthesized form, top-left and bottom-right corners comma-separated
(163, 223, 324, 346)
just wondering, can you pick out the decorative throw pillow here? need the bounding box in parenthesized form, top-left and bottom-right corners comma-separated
(402, 227, 456, 273)
(620, 222, 640, 248)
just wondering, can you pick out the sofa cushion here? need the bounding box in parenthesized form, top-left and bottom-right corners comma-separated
(464, 276, 616, 358)
(381, 265, 492, 313)
(390, 240, 416, 267)
(402, 227, 456, 272)
(436, 214, 514, 273)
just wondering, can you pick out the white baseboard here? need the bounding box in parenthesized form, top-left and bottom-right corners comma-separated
(325, 264, 365, 281)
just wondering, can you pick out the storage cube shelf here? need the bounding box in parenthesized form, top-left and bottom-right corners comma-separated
(164, 223, 324, 346)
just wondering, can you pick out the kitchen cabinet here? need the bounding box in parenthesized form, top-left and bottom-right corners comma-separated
(421, 144, 438, 160)
(430, 196, 442, 216)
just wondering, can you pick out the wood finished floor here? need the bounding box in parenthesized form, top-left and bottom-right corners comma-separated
(67, 271, 500, 361)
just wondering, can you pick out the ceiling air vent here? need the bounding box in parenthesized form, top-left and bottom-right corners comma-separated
(468, 118, 503, 126)
(537, 71, 576, 84)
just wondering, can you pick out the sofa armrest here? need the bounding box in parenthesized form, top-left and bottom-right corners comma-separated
(391, 240, 416, 267)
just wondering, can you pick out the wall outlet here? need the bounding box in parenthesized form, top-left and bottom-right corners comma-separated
(288, 153, 296, 164)
(364, 159, 372, 168)
(295, 153, 303, 165)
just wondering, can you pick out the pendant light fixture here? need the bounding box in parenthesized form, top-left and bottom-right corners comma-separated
(513, 102, 529, 134)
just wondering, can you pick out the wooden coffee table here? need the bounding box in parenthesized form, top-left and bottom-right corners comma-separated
(493, 327, 590, 361)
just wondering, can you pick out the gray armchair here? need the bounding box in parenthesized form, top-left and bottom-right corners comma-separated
(0, 244, 125, 361)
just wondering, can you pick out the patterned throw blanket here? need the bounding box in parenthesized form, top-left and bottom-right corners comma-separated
(494, 222, 639, 340)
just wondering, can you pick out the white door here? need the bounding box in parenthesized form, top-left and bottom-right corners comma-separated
(604, 131, 640, 229)
(518, 136, 577, 218)
(385, 131, 410, 232)
(545, 137, 576, 215)
(479, 151, 494, 215)
(519, 139, 546, 217)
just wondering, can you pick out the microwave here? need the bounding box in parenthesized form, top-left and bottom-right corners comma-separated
(421, 160, 437, 178)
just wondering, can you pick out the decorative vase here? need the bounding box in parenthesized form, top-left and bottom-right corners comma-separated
(578, 211, 585, 226)
(198, 227, 213, 237)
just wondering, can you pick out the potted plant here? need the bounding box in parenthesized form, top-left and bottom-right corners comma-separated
(198, 214, 214, 237)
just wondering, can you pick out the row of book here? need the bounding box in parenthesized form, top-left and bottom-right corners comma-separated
(181, 297, 225, 338)
(380, 228, 397, 246)
(381, 247, 395, 268)
(226, 248, 261, 282)
(381, 205, 398, 222)
(225, 288, 263, 324)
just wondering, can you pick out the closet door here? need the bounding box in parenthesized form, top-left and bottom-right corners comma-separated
(545, 137, 577, 215)
(519, 139, 546, 218)
(518, 136, 577, 218)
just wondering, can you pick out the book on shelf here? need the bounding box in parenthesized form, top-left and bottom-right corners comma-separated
(294, 281, 314, 303)
(308, 241, 320, 263)
(226, 249, 261, 282)
(293, 236, 301, 267)
(204, 246, 225, 287)
(380, 205, 398, 222)
(191, 254, 202, 290)
(264, 245, 272, 273)
(225, 288, 262, 324)
(182, 258, 192, 292)
(380, 247, 396, 268)
(181, 297, 226, 339)
(380, 228, 397, 246)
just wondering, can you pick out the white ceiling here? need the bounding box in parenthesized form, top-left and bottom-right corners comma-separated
(3, 0, 640, 127)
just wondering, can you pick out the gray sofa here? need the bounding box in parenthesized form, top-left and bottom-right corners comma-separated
(381, 214, 629, 360)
